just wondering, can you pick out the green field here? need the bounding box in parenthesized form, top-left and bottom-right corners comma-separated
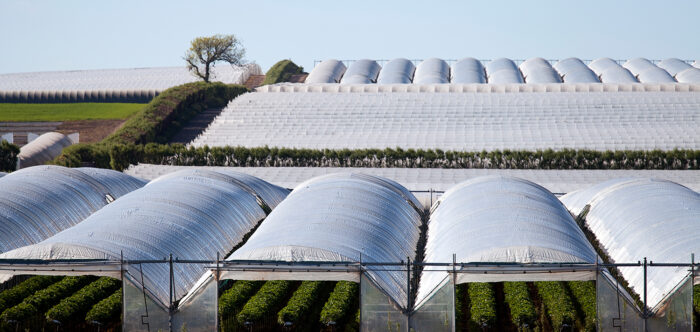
(0, 103, 145, 122)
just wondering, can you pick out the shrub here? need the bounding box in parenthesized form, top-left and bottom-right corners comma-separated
(262, 60, 304, 85)
(85, 288, 122, 324)
(319, 281, 358, 326)
(45, 277, 121, 323)
(236, 281, 297, 324)
(0, 276, 94, 322)
(534, 281, 577, 330)
(468, 282, 496, 328)
(277, 281, 333, 326)
(0, 140, 19, 172)
(0, 276, 62, 314)
(219, 280, 264, 318)
(503, 282, 537, 330)
(567, 281, 596, 331)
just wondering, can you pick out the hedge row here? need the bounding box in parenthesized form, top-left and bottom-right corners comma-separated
(566, 281, 596, 331)
(45, 277, 121, 324)
(0, 276, 62, 315)
(262, 60, 304, 86)
(503, 282, 537, 330)
(236, 281, 297, 324)
(468, 282, 497, 328)
(277, 281, 333, 326)
(54, 143, 700, 172)
(0, 276, 94, 322)
(319, 281, 359, 326)
(534, 281, 577, 330)
(84, 288, 122, 324)
(0, 140, 19, 172)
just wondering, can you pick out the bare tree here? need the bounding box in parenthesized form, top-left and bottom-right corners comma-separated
(184, 34, 245, 82)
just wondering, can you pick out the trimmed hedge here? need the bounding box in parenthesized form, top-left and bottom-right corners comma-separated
(534, 281, 577, 330)
(0, 140, 19, 172)
(567, 281, 596, 331)
(468, 282, 497, 328)
(0, 276, 94, 322)
(262, 60, 304, 85)
(503, 282, 537, 330)
(277, 281, 333, 326)
(219, 281, 264, 318)
(0, 276, 62, 315)
(236, 281, 297, 324)
(319, 281, 358, 326)
(45, 277, 121, 324)
(84, 288, 122, 324)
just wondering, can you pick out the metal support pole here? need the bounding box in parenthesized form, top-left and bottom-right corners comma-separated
(169, 253, 173, 332)
(406, 257, 412, 312)
(643, 257, 648, 331)
(692, 253, 695, 332)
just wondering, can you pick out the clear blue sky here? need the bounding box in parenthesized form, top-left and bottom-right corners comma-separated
(1, 0, 698, 74)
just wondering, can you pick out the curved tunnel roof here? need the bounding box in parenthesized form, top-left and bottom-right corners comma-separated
(0, 165, 146, 253)
(17, 132, 75, 169)
(414, 58, 450, 84)
(340, 59, 381, 84)
(519, 58, 562, 83)
(0, 169, 289, 305)
(377, 58, 415, 84)
(228, 173, 423, 309)
(451, 57, 486, 83)
(305, 59, 347, 83)
(560, 178, 700, 311)
(553, 58, 600, 83)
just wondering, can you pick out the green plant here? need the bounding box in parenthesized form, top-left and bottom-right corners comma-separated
(45, 277, 121, 323)
(455, 284, 469, 331)
(503, 282, 537, 330)
(0, 276, 94, 322)
(262, 60, 304, 85)
(534, 281, 577, 330)
(219, 281, 264, 318)
(0, 103, 143, 122)
(236, 281, 297, 324)
(85, 288, 122, 324)
(0, 276, 62, 314)
(694, 285, 700, 315)
(319, 281, 359, 326)
(0, 140, 19, 172)
(567, 281, 596, 331)
(277, 281, 333, 327)
(468, 282, 496, 329)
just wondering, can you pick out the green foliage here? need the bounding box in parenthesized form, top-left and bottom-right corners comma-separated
(0, 276, 94, 322)
(219, 281, 264, 318)
(0, 140, 19, 172)
(695, 285, 700, 315)
(503, 282, 537, 330)
(319, 281, 359, 326)
(185, 34, 245, 83)
(0, 103, 143, 122)
(468, 282, 496, 328)
(455, 284, 468, 331)
(45, 277, 121, 323)
(277, 281, 333, 326)
(236, 281, 297, 324)
(534, 281, 577, 330)
(262, 60, 304, 85)
(566, 281, 596, 331)
(84, 288, 122, 324)
(0, 276, 62, 315)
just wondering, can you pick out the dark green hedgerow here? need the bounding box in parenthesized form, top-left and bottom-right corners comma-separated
(503, 282, 537, 330)
(236, 281, 297, 324)
(277, 281, 333, 326)
(0, 276, 62, 315)
(566, 281, 596, 332)
(468, 282, 497, 329)
(319, 281, 359, 326)
(534, 281, 577, 330)
(84, 288, 122, 324)
(262, 60, 304, 85)
(0, 276, 94, 322)
(45, 277, 121, 324)
(0, 140, 19, 172)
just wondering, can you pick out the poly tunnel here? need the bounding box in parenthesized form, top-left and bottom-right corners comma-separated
(17, 132, 76, 168)
(340, 59, 381, 84)
(223, 173, 423, 329)
(451, 57, 486, 83)
(412, 176, 598, 331)
(589, 58, 638, 83)
(377, 58, 416, 84)
(413, 58, 450, 84)
(0, 169, 289, 332)
(553, 57, 600, 83)
(305, 59, 346, 83)
(657, 58, 692, 77)
(485, 58, 524, 83)
(519, 57, 562, 83)
(676, 67, 700, 83)
(0, 165, 146, 253)
(561, 178, 700, 330)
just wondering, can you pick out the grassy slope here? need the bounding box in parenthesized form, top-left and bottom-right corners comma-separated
(0, 103, 144, 122)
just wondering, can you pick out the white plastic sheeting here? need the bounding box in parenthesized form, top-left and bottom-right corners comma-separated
(519, 58, 562, 84)
(451, 58, 486, 83)
(0, 169, 289, 305)
(305, 59, 346, 83)
(227, 173, 423, 309)
(416, 176, 597, 306)
(340, 59, 381, 84)
(413, 58, 450, 84)
(0, 165, 146, 253)
(485, 58, 524, 83)
(623, 58, 676, 83)
(377, 58, 415, 84)
(657, 58, 692, 77)
(676, 67, 700, 83)
(560, 178, 700, 311)
(0, 65, 261, 92)
(589, 58, 638, 83)
(191, 88, 700, 151)
(17, 132, 75, 169)
(553, 58, 600, 83)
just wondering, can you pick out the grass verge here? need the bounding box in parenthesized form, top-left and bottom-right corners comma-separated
(0, 103, 144, 122)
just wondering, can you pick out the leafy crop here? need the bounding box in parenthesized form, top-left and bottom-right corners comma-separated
(534, 281, 577, 330)
(85, 288, 122, 324)
(277, 281, 333, 326)
(219, 280, 264, 317)
(319, 281, 358, 326)
(468, 283, 496, 328)
(0, 276, 62, 315)
(567, 281, 596, 331)
(503, 282, 537, 330)
(45, 277, 120, 323)
(0, 276, 94, 322)
(236, 281, 297, 324)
